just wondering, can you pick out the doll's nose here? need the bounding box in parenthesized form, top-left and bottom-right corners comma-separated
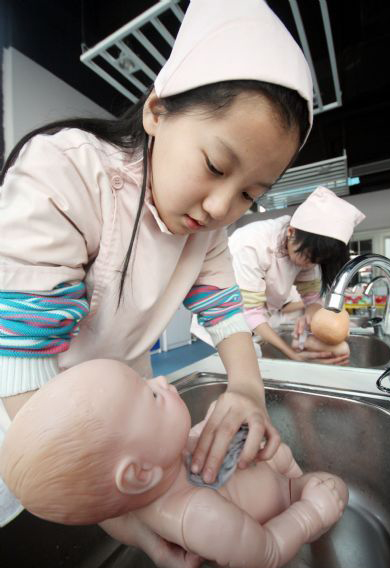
(153, 375, 169, 389)
(153, 375, 178, 394)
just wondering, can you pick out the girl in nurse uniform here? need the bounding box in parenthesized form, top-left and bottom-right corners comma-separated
(1, 0, 314, 560)
(229, 187, 365, 363)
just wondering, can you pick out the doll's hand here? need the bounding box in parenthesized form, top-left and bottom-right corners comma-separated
(100, 513, 202, 568)
(190, 389, 280, 484)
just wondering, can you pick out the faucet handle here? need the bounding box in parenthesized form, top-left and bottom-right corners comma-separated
(364, 316, 383, 328)
(377, 367, 390, 394)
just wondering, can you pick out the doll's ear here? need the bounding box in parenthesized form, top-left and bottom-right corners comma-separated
(115, 458, 164, 495)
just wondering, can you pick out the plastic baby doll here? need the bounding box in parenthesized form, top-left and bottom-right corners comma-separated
(291, 308, 351, 364)
(0, 360, 348, 568)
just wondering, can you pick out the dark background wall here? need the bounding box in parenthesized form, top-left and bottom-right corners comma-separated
(2, 0, 390, 192)
(0, 0, 6, 165)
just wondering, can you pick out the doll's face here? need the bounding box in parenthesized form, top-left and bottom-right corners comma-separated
(126, 375, 191, 468)
(143, 91, 300, 235)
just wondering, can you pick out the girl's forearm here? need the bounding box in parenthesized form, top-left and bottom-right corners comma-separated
(216, 332, 265, 400)
(254, 322, 299, 361)
(304, 302, 322, 319)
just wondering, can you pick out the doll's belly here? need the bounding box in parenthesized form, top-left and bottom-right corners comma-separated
(219, 463, 290, 523)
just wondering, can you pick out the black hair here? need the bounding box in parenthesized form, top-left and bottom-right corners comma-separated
(292, 228, 350, 294)
(1, 80, 310, 302)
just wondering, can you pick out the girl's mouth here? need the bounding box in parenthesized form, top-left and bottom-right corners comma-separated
(184, 215, 204, 230)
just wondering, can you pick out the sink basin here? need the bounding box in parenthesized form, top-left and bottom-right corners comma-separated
(260, 332, 390, 368)
(3, 374, 389, 567)
(349, 314, 372, 327)
(89, 373, 390, 568)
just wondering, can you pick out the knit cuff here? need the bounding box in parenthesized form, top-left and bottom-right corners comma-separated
(302, 293, 323, 307)
(206, 313, 251, 347)
(0, 356, 60, 397)
(244, 306, 269, 330)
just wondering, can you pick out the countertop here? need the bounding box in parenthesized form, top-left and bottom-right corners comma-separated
(167, 353, 384, 396)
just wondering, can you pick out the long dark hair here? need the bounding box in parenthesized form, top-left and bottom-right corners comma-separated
(1, 80, 310, 302)
(293, 228, 350, 294)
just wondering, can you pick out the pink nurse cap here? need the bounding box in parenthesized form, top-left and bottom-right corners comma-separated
(154, 0, 314, 133)
(290, 187, 366, 245)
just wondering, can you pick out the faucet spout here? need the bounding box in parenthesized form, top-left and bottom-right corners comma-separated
(325, 254, 390, 313)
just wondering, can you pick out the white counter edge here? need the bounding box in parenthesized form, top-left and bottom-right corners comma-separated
(167, 354, 383, 396)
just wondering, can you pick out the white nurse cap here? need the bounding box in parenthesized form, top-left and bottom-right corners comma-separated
(291, 187, 366, 245)
(154, 0, 314, 131)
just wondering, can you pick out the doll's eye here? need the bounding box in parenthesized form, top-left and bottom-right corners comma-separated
(152, 391, 158, 399)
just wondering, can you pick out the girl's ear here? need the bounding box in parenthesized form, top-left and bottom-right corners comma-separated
(115, 457, 163, 495)
(287, 226, 295, 239)
(143, 90, 162, 136)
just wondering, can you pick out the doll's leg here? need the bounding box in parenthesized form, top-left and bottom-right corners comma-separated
(263, 472, 347, 565)
(290, 471, 348, 541)
(266, 442, 303, 478)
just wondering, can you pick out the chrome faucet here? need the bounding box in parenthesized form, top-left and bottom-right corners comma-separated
(364, 276, 390, 320)
(325, 253, 390, 336)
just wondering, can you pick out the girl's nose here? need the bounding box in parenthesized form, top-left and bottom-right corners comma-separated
(202, 189, 232, 221)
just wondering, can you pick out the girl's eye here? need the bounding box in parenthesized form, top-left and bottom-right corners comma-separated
(206, 158, 224, 176)
(242, 191, 255, 203)
(152, 391, 158, 399)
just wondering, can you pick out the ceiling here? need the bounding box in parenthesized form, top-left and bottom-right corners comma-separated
(2, 0, 390, 195)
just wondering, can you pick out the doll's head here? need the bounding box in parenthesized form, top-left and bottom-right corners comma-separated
(0, 359, 191, 525)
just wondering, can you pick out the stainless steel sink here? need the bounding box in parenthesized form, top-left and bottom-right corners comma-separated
(98, 373, 390, 568)
(349, 314, 372, 327)
(260, 332, 390, 369)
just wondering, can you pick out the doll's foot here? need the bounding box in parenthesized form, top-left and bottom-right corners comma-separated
(302, 475, 348, 538)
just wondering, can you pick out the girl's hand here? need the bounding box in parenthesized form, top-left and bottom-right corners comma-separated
(293, 350, 350, 365)
(291, 334, 350, 365)
(100, 513, 202, 568)
(294, 304, 322, 337)
(190, 388, 280, 484)
(294, 314, 310, 337)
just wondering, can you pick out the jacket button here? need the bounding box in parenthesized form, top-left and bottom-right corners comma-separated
(111, 175, 124, 190)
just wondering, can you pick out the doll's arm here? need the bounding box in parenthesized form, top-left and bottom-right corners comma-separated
(100, 514, 202, 568)
(182, 477, 346, 568)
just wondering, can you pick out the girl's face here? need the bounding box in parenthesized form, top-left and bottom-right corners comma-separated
(143, 91, 300, 235)
(286, 227, 315, 268)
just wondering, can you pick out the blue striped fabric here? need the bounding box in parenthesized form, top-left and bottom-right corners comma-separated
(184, 285, 243, 327)
(0, 282, 89, 357)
